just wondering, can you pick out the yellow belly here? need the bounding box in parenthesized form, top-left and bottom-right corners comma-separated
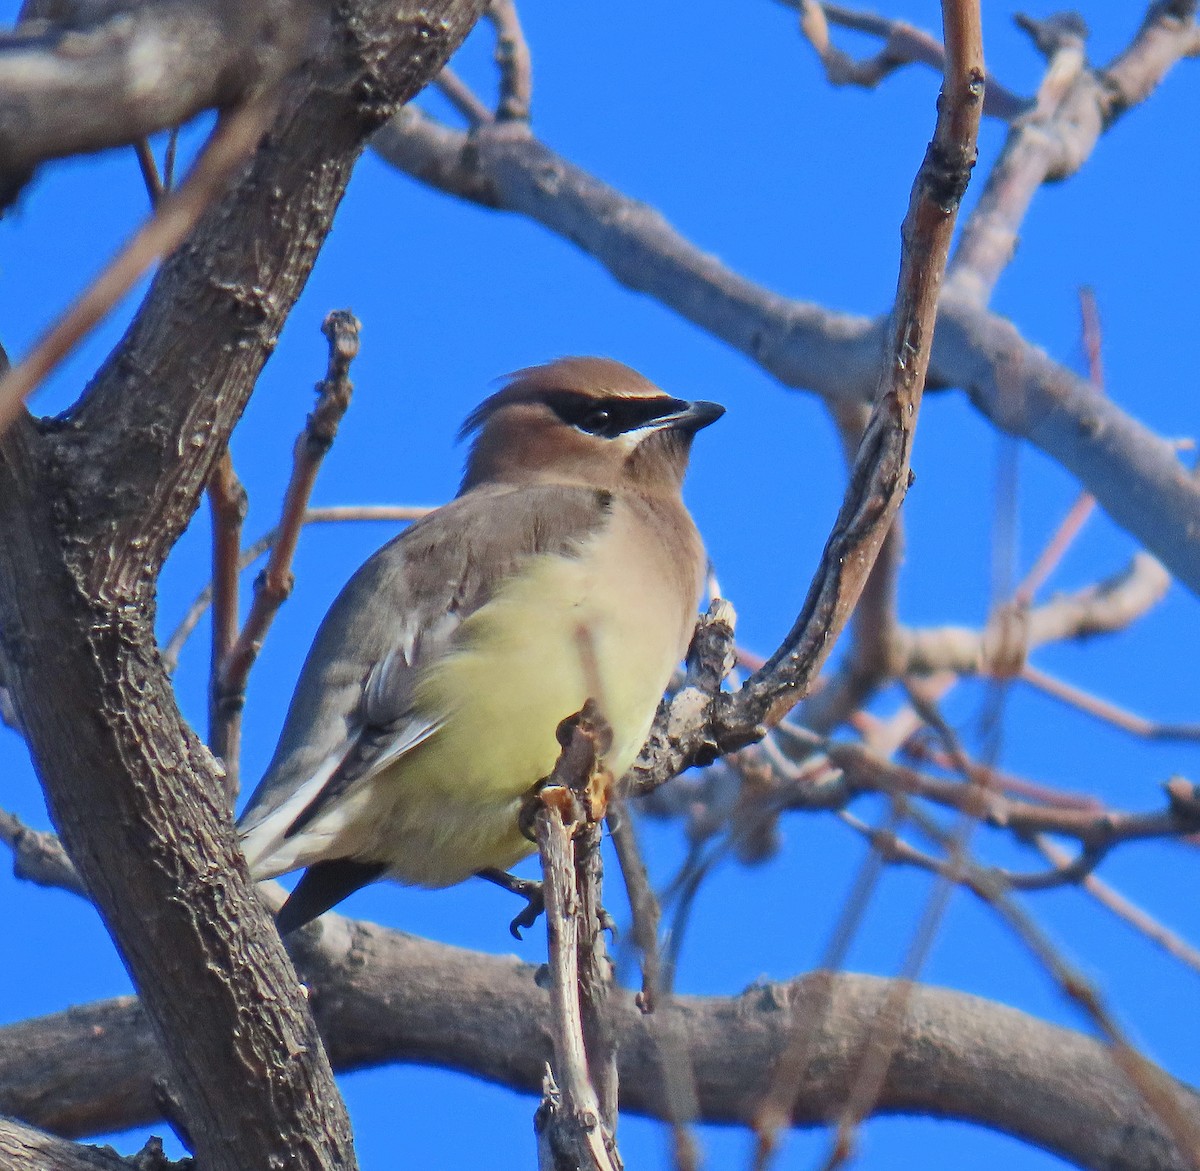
(345, 522, 699, 887)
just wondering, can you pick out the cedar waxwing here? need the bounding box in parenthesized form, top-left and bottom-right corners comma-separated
(238, 356, 723, 933)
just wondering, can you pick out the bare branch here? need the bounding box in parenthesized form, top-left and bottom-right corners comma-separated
(534, 703, 622, 1171)
(637, 0, 984, 789)
(213, 311, 360, 780)
(1022, 663, 1200, 742)
(1035, 835, 1200, 977)
(6, 928, 1200, 1171)
(373, 7, 1200, 596)
(206, 450, 246, 797)
(0, 94, 280, 433)
(895, 553, 1171, 676)
(0, 808, 86, 896)
(0, 1115, 174, 1171)
(433, 66, 496, 127)
(0, 3, 485, 1168)
(785, 0, 1030, 119)
(946, 3, 1199, 305)
(0, 0, 318, 205)
(132, 138, 164, 209)
(607, 804, 662, 1013)
(487, 0, 532, 121)
(798, 403, 904, 733)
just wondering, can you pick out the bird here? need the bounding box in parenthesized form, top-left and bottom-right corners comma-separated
(237, 356, 723, 935)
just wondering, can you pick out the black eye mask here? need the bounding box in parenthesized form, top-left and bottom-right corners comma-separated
(543, 391, 690, 439)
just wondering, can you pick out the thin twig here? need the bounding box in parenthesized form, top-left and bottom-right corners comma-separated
(895, 552, 1171, 677)
(1022, 664, 1200, 742)
(849, 805, 1200, 1169)
(433, 67, 496, 127)
(160, 504, 432, 673)
(1034, 835, 1200, 978)
(163, 128, 180, 192)
(784, 0, 1029, 119)
(206, 450, 248, 799)
(752, 797, 908, 1170)
(607, 803, 662, 1012)
(213, 312, 360, 728)
(1012, 490, 1097, 607)
(1012, 286, 1106, 604)
(606, 803, 700, 1171)
(133, 139, 164, 208)
(487, 0, 533, 121)
(0, 93, 279, 435)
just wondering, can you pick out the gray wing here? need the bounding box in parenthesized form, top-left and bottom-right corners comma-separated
(237, 482, 613, 876)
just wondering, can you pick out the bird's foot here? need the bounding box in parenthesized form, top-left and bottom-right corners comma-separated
(477, 868, 545, 939)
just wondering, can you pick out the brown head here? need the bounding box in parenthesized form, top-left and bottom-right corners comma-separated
(459, 357, 723, 495)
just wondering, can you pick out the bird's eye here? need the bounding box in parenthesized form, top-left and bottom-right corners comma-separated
(579, 408, 612, 435)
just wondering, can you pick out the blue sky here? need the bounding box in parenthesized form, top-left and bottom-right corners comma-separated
(2, 2, 1199, 1168)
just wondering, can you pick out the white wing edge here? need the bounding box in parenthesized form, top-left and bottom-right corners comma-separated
(238, 716, 445, 880)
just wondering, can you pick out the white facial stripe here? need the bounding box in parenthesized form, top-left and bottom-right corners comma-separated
(609, 420, 676, 452)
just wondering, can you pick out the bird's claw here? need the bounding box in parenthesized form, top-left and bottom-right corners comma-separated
(477, 868, 545, 939)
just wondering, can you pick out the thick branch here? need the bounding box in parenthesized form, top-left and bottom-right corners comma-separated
(0, 1115, 167, 1171)
(2, 925, 1197, 1171)
(0, 0, 318, 205)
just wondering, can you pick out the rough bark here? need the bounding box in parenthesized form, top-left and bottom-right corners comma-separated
(0, 0, 321, 205)
(0, 921, 1193, 1171)
(0, 0, 484, 1168)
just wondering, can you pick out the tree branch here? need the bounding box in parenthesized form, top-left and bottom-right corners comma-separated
(210, 310, 359, 790)
(372, 3, 1200, 596)
(3, 926, 1197, 1171)
(0, 0, 319, 206)
(630, 0, 985, 789)
(782, 0, 1031, 119)
(0, 1115, 179, 1171)
(0, 2, 484, 1168)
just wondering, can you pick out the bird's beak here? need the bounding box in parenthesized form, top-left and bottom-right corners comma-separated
(655, 400, 725, 433)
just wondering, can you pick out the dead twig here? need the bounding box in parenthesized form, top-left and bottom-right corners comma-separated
(212, 312, 360, 757)
(533, 701, 622, 1171)
(785, 0, 1029, 118)
(0, 93, 279, 435)
(207, 451, 248, 799)
(487, 0, 532, 122)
